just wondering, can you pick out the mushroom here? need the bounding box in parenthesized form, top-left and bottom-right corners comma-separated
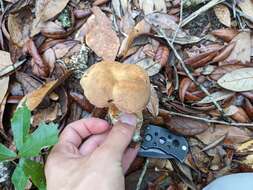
(80, 61, 150, 141)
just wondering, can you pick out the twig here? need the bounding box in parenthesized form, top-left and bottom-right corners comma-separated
(157, 29, 225, 116)
(160, 109, 253, 127)
(181, 0, 224, 27)
(135, 159, 149, 190)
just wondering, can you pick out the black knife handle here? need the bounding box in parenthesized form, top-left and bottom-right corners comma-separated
(138, 125, 188, 162)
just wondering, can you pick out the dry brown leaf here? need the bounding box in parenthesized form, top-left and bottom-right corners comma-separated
(31, 0, 70, 36)
(212, 42, 236, 62)
(86, 6, 120, 61)
(214, 4, 231, 27)
(225, 32, 251, 63)
(167, 116, 208, 136)
(211, 28, 239, 42)
(146, 85, 159, 117)
(197, 125, 251, 145)
(8, 7, 33, 47)
(238, 0, 253, 18)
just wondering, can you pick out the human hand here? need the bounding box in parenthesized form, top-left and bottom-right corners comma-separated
(45, 114, 138, 190)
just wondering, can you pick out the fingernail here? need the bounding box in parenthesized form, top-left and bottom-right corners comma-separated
(119, 113, 137, 126)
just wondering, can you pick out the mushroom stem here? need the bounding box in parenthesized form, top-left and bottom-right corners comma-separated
(108, 105, 143, 142)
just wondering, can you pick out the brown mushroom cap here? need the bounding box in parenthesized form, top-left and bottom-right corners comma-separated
(80, 61, 150, 113)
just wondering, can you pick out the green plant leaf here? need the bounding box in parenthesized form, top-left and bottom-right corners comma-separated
(0, 143, 17, 161)
(11, 164, 29, 190)
(11, 104, 31, 150)
(20, 159, 46, 190)
(19, 122, 59, 157)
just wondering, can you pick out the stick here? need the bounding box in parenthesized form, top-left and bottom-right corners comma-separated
(157, 29, 225, 116)
(135, 159, 150, 190)
(160, 109, 253, 127)
(181, 0, 224, 27)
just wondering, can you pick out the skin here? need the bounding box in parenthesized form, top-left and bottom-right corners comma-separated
(45, 113, 138, 190)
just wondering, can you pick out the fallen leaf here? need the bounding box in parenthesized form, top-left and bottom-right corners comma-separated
(167, 116, 208, 136)
(8, 7, 33, 47)
(135, 58, 161, 76)
(146, 85, 159, 117)
(145, 12, 201, 45)
(32, 103, 60, 126)
(18, 72, 70, 110)
(197, 125, 251, 145)
(196, 91, 234, 104)
(237, 140, 253, 153)
(86, 6, 120, 61)
(0, 77, 9, 105)
(140, 0, 167, 15)
(242, 154, 253, 168)
(118, 19, 151, 57)
(225, 32, 251, 63)
(218, 68, 253, 92)
(31, 0, 70, 36)
(0, 51, 26, 78)
(212, 42, 236, 62)
(210, 64, 246, 80)
(237, 0, 253, 18)
(25, 39, 49, 77)
(112, 0, 128, 17)
(214, 4, 231, 27)
(211, 28, 239, 42)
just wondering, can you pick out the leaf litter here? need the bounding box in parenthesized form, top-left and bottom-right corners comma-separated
(0, 0, 253, 189)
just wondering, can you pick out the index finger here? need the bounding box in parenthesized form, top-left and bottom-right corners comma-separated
(59, 118, 110, 147)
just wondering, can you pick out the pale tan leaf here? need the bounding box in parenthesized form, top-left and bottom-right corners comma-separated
(238, 0, 253, 18)
(31, 0, 70, 36)
(196, 91, 234, 104)
(0, 77, 9, 104)
(86, 7, 120, 61)
(214, 4, 231, 27)
(242, 154, 253, 168)
(146, 85, 159, 117)
(218, 68, 253, 92)
(225, 32, 251, 63)
(135, 58, 161, 76)
(237, 140, 253, 153)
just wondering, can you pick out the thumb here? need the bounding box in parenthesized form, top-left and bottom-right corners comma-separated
(98, 113, 137, 160)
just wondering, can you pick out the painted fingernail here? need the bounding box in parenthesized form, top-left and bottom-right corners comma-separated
(119, 113, 137, 126)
